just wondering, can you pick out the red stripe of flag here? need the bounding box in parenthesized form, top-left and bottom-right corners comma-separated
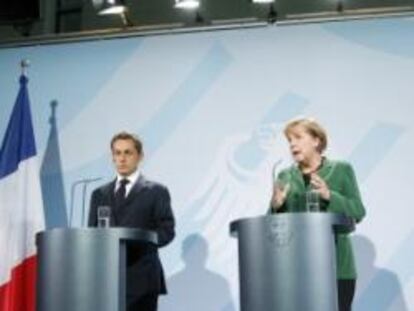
(0, 256, 37, 311)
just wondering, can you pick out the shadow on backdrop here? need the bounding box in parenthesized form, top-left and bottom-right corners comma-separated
(353, 235, 407, 311)
(159, 233, 235, 311)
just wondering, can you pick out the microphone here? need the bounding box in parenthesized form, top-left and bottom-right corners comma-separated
(272, 159, 283, 183)
(69, 177, 102, 227)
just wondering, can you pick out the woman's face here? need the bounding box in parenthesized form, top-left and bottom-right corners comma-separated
(286, 125, 320, 164)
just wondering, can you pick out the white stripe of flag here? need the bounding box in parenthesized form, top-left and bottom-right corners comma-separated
(0, 74, 45, 311)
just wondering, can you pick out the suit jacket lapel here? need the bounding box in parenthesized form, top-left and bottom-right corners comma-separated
(289, 159, 332, 191)
(290, 164, 306, 192)
(318, 158, 335, 181)
(103, 180, 116, 205)
(98, 180, 118, 223)
(122, 174, 146, 207)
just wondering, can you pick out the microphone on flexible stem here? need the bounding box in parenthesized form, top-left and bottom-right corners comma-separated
(272, 159, 283, 184)
(69, 177, 102, 227)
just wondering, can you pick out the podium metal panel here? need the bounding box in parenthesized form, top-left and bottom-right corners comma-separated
(230, 212, 354, 311)
(36, 228, 157, 311)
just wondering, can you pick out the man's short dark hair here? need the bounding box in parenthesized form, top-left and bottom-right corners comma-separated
(110, 132, 143, 154)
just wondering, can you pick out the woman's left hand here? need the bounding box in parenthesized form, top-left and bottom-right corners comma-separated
(310, 173, 330, 201)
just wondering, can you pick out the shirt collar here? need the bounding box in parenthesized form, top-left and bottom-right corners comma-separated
(116, 169, 141, 187)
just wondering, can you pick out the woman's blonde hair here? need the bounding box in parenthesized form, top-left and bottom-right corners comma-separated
(284, 117, 328, 153)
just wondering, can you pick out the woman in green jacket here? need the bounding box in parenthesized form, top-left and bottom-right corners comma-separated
(270, 117, 366, 311)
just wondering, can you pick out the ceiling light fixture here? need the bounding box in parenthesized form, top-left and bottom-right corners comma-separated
(174, 0, 200, 10)
(92, 0, 132, 26)
(97, 0, 127, 15)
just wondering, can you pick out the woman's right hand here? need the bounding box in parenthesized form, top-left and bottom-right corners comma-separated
(271, 182, 290, 211)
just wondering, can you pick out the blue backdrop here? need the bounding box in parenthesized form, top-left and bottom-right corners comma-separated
(1, 17, 413, 310)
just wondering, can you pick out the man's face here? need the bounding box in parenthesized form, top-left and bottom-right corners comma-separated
(111, 139, 142, 177)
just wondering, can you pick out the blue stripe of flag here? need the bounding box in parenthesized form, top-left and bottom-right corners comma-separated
(0, 75, 37, 179)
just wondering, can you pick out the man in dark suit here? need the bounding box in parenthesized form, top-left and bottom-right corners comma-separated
(88, 131, 175, 311)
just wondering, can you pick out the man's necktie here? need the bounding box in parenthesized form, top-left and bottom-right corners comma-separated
(115, 178, 129, 208)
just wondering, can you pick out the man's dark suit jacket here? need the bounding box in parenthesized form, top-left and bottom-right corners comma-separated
(88, 174, 175, 301)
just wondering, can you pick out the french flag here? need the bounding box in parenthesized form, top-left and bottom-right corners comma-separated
(0, 75, 45, 311)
